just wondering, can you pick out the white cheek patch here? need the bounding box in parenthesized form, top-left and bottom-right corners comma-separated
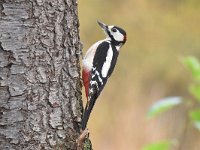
(112, 31, 124, 42)
(108, 26, 124, 42)
(101, 45, 113, 78)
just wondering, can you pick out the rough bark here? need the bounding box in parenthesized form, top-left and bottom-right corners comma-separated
(0, 0, 83, 149)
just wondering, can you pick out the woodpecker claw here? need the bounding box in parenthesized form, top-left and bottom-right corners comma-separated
(76, 128, 90, 146)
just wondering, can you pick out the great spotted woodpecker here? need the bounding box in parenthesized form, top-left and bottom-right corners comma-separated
(82, 21, 127, 130)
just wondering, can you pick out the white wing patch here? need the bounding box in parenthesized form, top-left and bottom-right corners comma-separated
(91, 67, 103, 85)
(101, 45, 113, 78)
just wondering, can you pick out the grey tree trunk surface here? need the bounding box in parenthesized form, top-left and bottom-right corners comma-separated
(0, 0, 83, 149)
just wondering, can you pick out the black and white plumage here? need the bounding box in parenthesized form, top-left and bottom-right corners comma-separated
(82, 21, 127, 130)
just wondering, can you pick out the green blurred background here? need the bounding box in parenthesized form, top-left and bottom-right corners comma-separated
(79, 0, 200, 149)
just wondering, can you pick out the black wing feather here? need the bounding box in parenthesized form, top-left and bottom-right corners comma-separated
(82, 41, 119, 130)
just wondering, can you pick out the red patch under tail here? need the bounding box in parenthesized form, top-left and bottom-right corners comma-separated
(82, 68, 90, 99)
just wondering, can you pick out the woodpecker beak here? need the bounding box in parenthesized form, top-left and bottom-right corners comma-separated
(97, 21, 108, 32)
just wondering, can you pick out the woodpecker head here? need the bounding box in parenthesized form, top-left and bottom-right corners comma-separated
(97, 21, 127, 45)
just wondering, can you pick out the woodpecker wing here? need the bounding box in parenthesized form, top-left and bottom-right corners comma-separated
(82, 41, 119, 129)
(82, 40, 105, 99)
(89, 41, 119, 100)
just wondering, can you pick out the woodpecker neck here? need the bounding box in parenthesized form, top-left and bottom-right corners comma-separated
(105, 31, 124, 46)
(115, 45, 121, 51)
(104, 38, 123, 51)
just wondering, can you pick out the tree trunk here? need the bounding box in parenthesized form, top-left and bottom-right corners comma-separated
(0, 0, 83, 149)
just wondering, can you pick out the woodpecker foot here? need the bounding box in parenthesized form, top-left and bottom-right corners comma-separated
(76, 128, 89, 146)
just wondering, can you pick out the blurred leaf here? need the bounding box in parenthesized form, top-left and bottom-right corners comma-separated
(193, 122, 200, 131)
(147, 97, 182, 118)
(142, 140, 171, 150)
(189, 109, 200, 131)
(189, 85, 200, 102)
(189, 109, 200, 120)
(183, 56, 200, 81)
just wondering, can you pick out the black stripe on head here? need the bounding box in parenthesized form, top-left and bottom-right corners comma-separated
(114, 26, 126, 36)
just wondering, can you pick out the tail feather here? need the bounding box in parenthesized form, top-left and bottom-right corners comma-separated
(81, 97, 96, 130)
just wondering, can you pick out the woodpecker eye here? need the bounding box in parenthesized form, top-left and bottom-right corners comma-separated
(111, 28, 117, 32)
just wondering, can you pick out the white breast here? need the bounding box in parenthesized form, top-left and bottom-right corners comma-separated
(82, 40, 104, 71)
